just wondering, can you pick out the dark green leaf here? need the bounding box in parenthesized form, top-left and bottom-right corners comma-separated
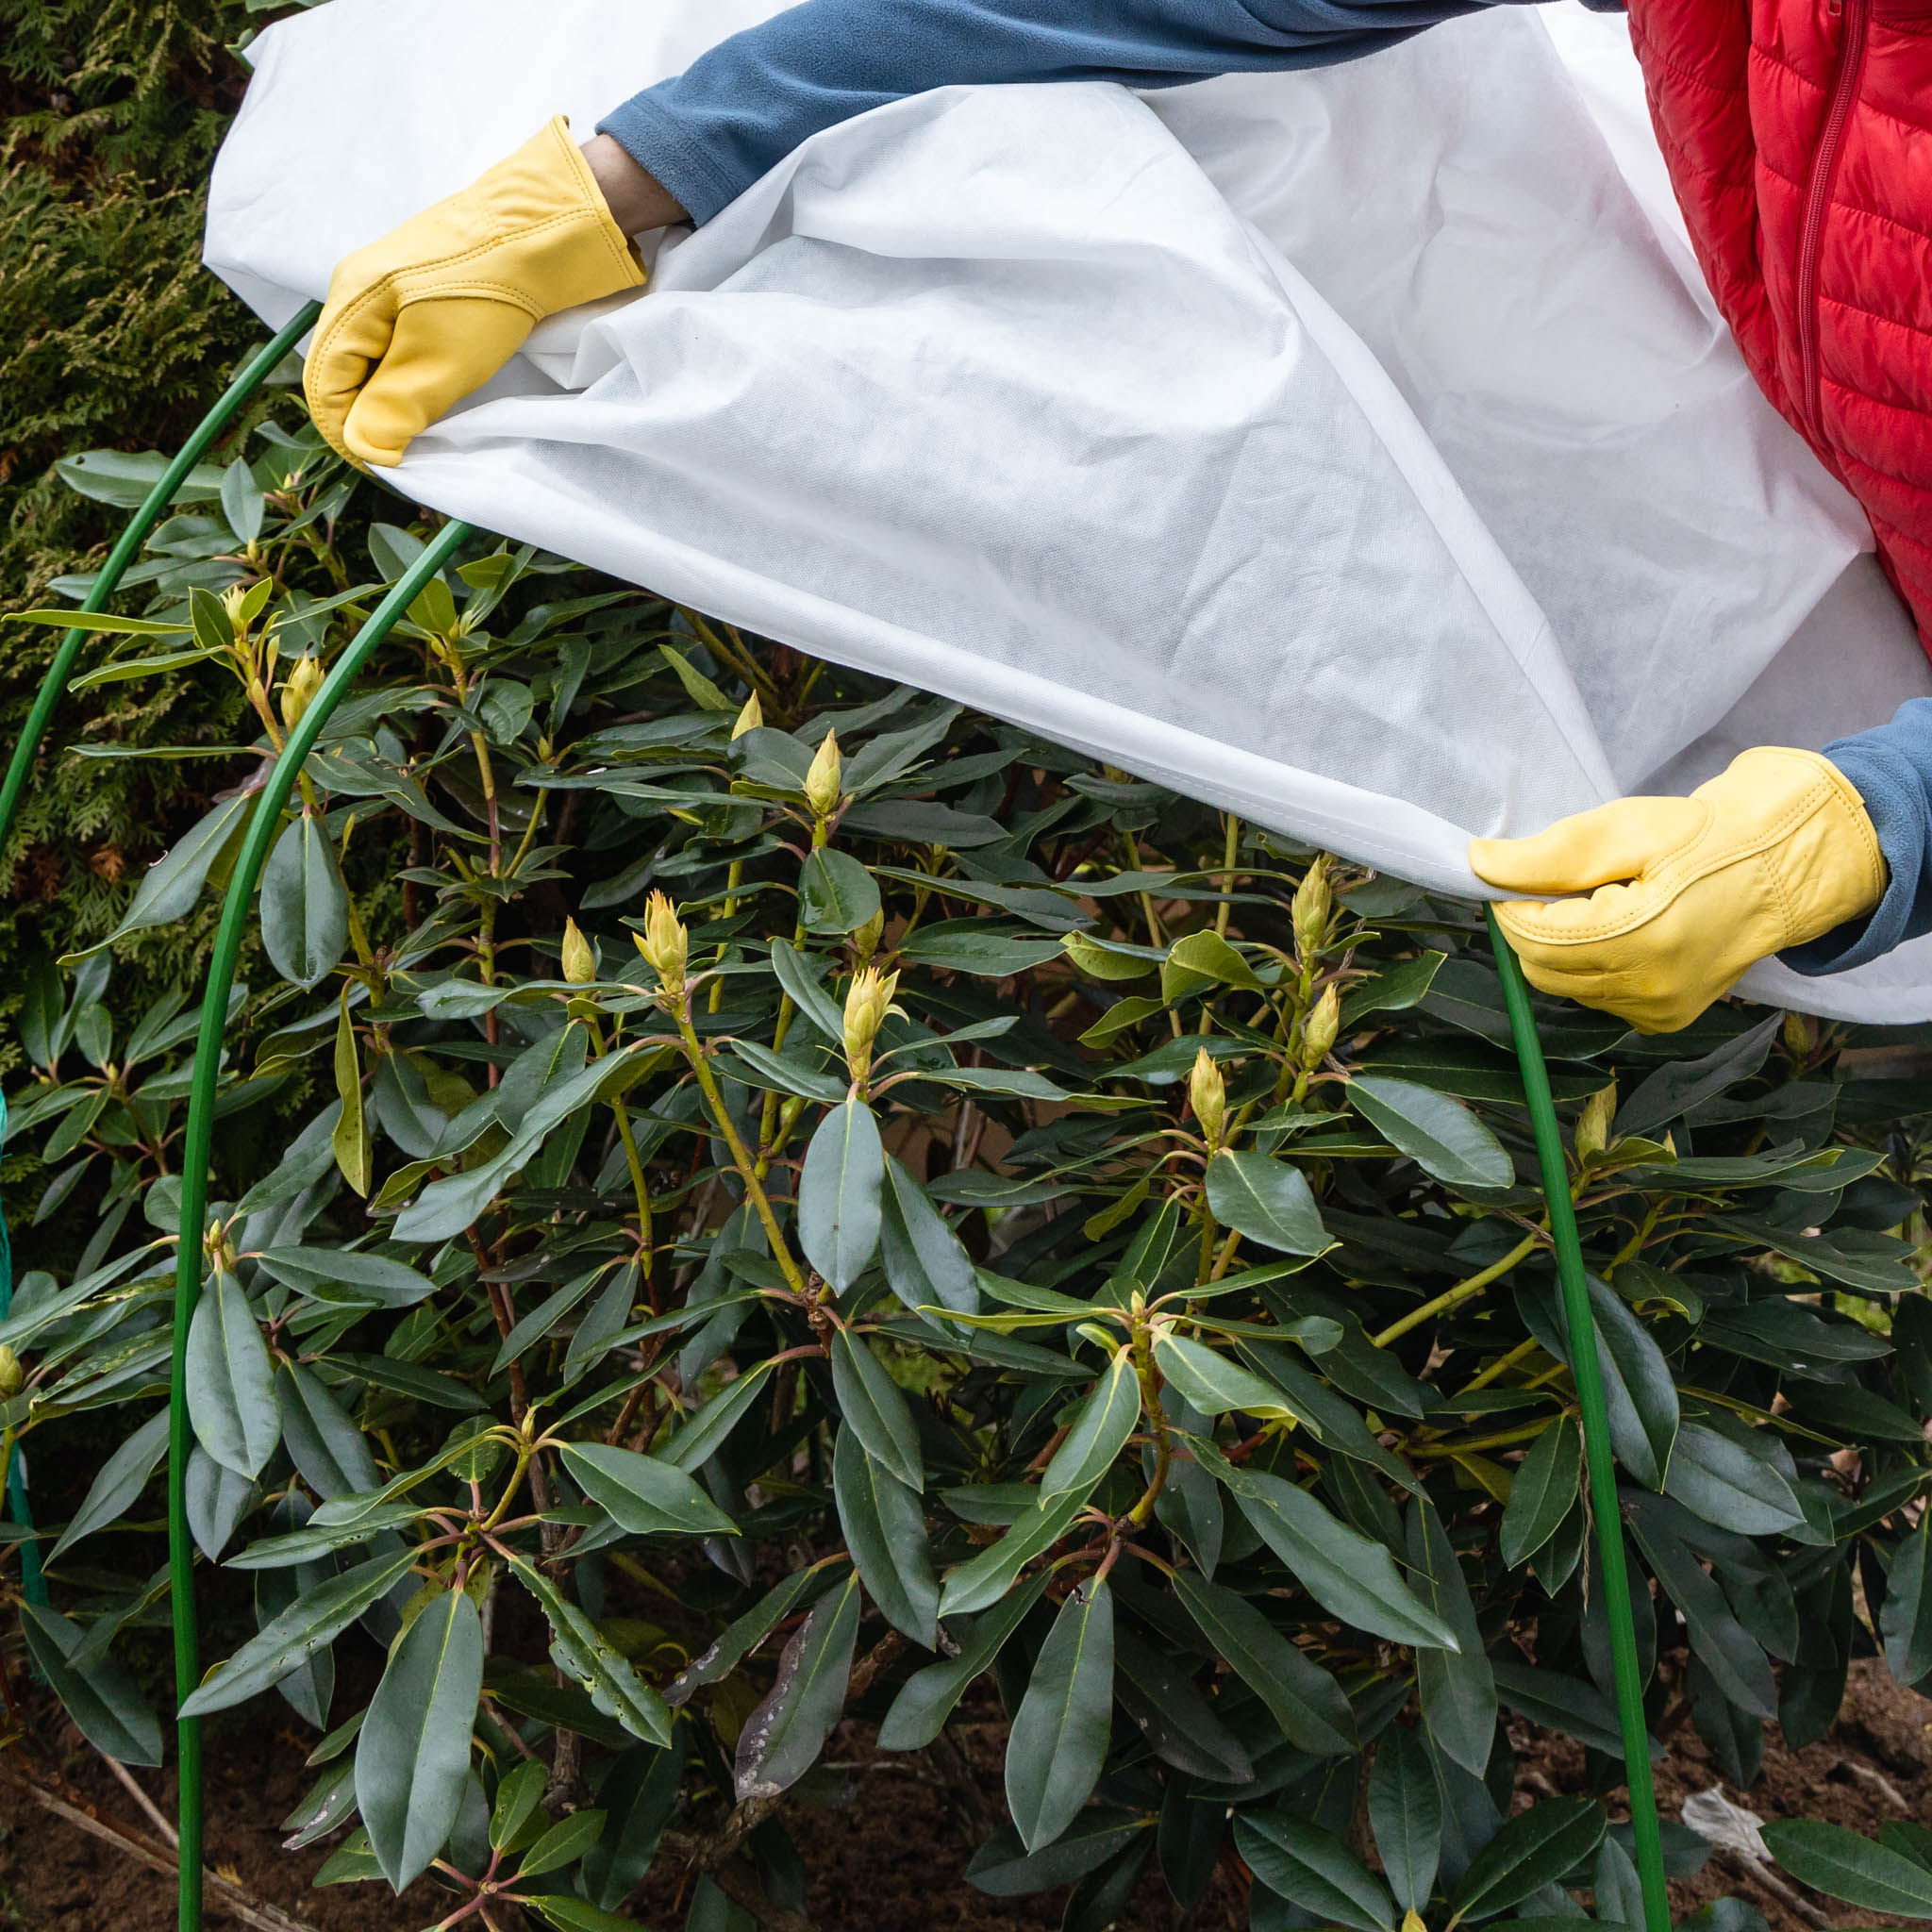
(49, 1408, 169, 1564)
(1449, 1798, 1606, 1923)
(1369, 1725, 1442, 1913)
(559, 1441, 739, 1537)
(1207, 1451, 1457, 1649)
(1171, 1571, 1355, 1757)
(879, 1156, 978, 1315)
(878, 1574, 1050, 1750)
(1006, 1580, 1114, 1852)
(833, 1426, 939, 1647)
(733, 1571, 860, 1800)
(1407, 1498, 1498, 1777)
(1499, 1417, 1580, 1568)
(260, 810, 349, 991)
(1041, 1352, 1141, 1502)
(181, 1549, 418, 1718)
(799, 849, 880, 935)
(1347, 1077, 1512, 1191)
(1760, 1821, 1932, 1919)
(1205, 1150, 1330, 1256)
(799, 1100, 884, 1293)
(356, 1586, 485, 1890)
(1232, 1812, 1395, 1932)
(21, 1605, 162, 1766)
(829, 1326, 922, 1491)
(186, 1266, 280, 1478)
(510, 1557, 673, 1747)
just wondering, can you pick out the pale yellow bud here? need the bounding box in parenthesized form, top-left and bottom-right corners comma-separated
(634, 891, 688, 996)
(1303, 982, 1341, 1066)
(0, 1345, 23, 1399)
(1189, 1046, 1226, 1151)
(804, 727, 843, 819)
(732, 691, 764, 740)
(1402, 1912, 1428, 1932)
(560, 918, 596, 986)
(852, 906, 886, 965)
(1782, 1010, 1815, 1060)
(1575, 1082, 1616, 1161)
(841, 965, 898, 1088)
(220, 584, 252, 628)
(280, 654, 324, 731)
(1292, 856, 1332, 959)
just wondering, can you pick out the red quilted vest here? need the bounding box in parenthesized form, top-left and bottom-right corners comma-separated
(1625, 0, 1932, 651)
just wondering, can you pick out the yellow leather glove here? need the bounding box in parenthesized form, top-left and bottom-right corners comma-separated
(1469, 747, 1887, 1034)
(305, 117, 646, 468)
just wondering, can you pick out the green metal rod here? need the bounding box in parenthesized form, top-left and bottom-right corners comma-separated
(167, 519, 472, 1932)
(1488, 908, 1670, 1932)
(0, 303, 322, 856)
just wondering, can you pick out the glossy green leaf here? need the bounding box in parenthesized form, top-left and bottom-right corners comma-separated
(1499, 1416, 1580, 1568)
(558, 1441, 739, 1537)
(659, 1357, 777, 1473)
(186, 1264, 280, 1478)
(1232, 1812, 1395, 1932)
(1763, 1820, 1932, 1917)
(833, 1425, 939, 1647)
(1171, 1571, 1355, 1757)
(1204, 1150, 1330, 1256)
(1450, 1799, 1607, 1923)
(1152, 1331, 1297, 1422)
(1881, 1515, 1932, 1693)
(260, 809, 349, 991)
(799, 848, 880, 934)
(181, 1549, 418, 1718)
(21, 1604, 162, 1766)
(1346, 1076, 1512, 1191)
(1006, 1579, 1113, 1853)
(1663, 1421, 1807, 1536)
(510, 1557, 673, 1747)
(1369, 1724, 1441, 1913)
(519, 1807, 608, 1880)
(939, 1487, 1091, 1620)
(877, 1574, 1050, 1750)
(877, 1155, 978, 1315)
(356, 1586, 485, 1890)
(1041, 1351, 1141, 1501)
(490, 1759, 548, 1850)
(829, 1325, 923, 1491)
(49, 1407, 169, 1563)
(1112, 1622, 1253, 1782)
(1407, 1498, 1498, 1776)
(1208, 1452, 1457, 1649)
(733, 1570, 860, 1800)
(799, 1099, 884, 1293)
(62, 793, 250, 963)
(258, 1246, 440, 1309)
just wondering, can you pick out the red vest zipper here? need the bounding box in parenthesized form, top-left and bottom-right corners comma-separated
(1796, 0, 1871, 449)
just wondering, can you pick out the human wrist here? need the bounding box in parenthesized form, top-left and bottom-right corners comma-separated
(579, 132, 689, 234)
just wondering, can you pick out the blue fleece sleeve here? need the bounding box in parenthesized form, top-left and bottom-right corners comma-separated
(1780, 698, 1932, 975)
(598, 0, 1518, 225)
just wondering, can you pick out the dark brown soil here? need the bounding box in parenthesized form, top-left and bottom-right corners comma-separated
(0, 1659, 1924, 1931)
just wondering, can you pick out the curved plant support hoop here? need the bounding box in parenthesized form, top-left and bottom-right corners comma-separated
(168, 520, 473, 1932)
(0, 305, 319, 1628)
(0, 303, 323, 856)
(1489, 908, 1670, 1932)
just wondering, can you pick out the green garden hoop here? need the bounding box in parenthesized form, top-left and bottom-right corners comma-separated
(7, 310, 1673, 1932)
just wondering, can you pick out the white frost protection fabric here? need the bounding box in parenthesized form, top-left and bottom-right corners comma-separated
(205, 0, 1932, 1021)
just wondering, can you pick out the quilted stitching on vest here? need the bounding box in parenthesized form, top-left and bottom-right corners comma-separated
(1627, 0, 1932, 649)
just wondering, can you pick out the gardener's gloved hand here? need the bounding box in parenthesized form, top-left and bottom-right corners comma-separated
(1469, 747, 1887, 1034)
(305, 118, 649, 468)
